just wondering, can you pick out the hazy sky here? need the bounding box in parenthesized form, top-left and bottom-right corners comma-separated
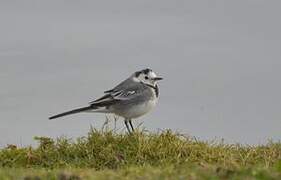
(1, 1, 280, 146)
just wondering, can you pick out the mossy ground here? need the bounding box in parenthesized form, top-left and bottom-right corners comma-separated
(0, 129, 280, 179)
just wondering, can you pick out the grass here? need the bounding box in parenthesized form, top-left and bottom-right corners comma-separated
(0, 128, 280, 179)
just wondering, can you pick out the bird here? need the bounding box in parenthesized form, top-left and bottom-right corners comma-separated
(49, 68, 163, 133)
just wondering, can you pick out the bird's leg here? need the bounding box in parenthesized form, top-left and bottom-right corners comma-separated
(129, 119, 135, 132)
(124, 119, 131, 134)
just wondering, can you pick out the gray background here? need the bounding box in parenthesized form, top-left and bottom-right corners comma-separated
(0, 0, 280, 146)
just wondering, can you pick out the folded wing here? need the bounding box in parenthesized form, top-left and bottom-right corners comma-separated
(89, 83, 144, 107)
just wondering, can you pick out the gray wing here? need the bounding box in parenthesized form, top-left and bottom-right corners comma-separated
(104, 77, 136, 94)
(89, 80, 145, 106)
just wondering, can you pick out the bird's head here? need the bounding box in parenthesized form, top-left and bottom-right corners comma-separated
(133, 68, 163, 86)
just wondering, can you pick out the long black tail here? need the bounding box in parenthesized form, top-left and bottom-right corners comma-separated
(49, 106, 96, 120)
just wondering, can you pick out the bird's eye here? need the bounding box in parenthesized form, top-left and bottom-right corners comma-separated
(145, 76, 149, 80)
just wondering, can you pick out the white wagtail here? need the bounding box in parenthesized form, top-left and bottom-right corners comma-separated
(49, 68, 163, 133)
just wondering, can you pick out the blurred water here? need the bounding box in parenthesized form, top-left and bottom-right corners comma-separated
(0, 1, 281, 146)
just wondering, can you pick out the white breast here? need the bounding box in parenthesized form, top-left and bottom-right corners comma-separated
(116, 98, 158, 119)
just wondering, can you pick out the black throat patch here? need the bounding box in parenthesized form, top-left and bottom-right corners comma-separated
(155, 84, 159, 97)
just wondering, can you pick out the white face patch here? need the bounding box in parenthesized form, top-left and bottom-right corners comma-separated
(149, 71, 157, 78)
(134, 69, 159, 86)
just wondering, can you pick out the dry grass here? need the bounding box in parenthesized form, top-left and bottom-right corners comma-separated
(0, 129, 280, 179)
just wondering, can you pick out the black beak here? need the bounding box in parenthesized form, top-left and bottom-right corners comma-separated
(153, 77, 163, 81)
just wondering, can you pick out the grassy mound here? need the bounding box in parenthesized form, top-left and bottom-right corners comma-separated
(0, 129, 280, 179)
